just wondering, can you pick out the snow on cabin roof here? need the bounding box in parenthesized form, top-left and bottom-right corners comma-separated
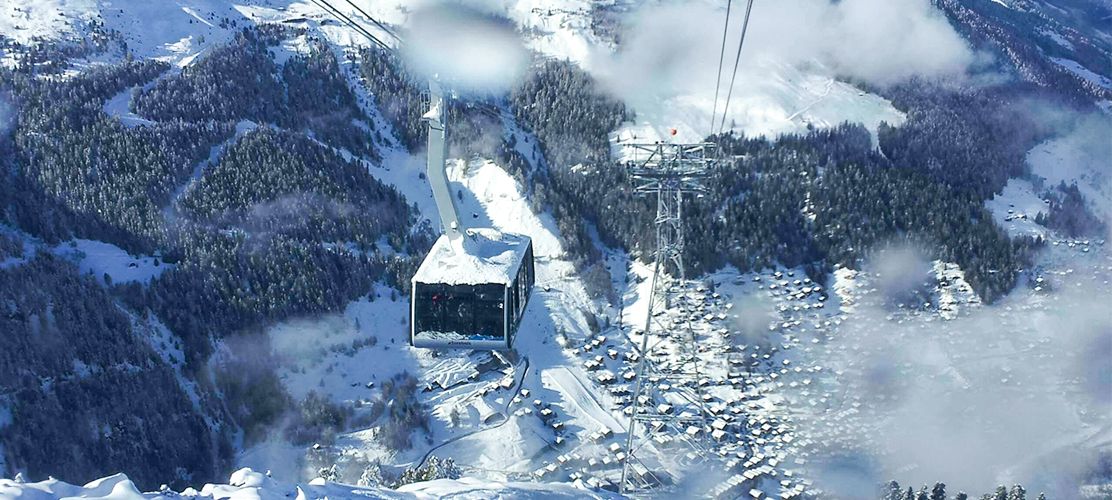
(413, 228, 531, 285)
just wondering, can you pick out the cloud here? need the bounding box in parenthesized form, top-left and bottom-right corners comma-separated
(803, 248, 1112, 497)
(589, 0, 974, 140)
(772, 0, 976, 86)
(728, 292, 778, 346)
(1057, 113, 1112, 235)
(868, 244, 934, 305)
(604, 0, 974, 96)
(401, 2, 528, 94)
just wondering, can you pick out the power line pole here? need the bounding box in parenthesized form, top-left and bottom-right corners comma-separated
(619, 141, 718, 494)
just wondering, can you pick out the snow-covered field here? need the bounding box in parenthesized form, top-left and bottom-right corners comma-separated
(0, 0, 96, 46)
(52, 239, 171, 285)
(985, 179, 1050, 238)
(1028, 114, 1112, 231)
(610, 56, 906, 154)
(0, 467, 616, 499)
(0, 230, 172, 285)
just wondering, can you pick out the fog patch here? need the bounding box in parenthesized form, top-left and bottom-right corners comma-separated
(269, 313, 357, 366)
(598, 0, 974, 101)
(867, 244, 935, 307)
(448, 109, 505, 160)
(805, 249, 1112, 497)
(728, 292, 777, 347)
(402, 2, 528, 94)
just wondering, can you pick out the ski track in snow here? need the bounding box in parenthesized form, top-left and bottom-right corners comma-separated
(170, 119, 259, 208)
(102, 85, 155, 128)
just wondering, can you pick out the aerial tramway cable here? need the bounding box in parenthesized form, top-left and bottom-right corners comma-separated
(717, 0, 755, 136)
(339, 0, 403, 43)
(708, 0, 733, 138)
(309, 0, 392, 52)
(310, 0, 506, 121)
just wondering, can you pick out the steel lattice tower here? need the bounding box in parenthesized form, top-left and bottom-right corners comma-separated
(619, 142, 718, 494)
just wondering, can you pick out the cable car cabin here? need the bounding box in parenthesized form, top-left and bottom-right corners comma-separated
(411, 228, 535, 350)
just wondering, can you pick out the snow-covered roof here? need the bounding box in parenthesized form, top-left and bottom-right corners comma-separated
(413, 228, 531, 285)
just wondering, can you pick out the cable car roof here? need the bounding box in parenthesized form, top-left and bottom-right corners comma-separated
(413, 228, 532, 286)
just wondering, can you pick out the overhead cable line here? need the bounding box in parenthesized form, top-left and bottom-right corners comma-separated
(309, 0, 392, 52)
(307, 0, 507, 129)
(340, 0, 404, 43)
(709, 0, 733, 138)
(717, 0, 755, 136)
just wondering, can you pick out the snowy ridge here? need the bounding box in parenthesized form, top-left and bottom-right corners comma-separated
(1051, 57, 1112, 90)
(0, 0, 96, 46)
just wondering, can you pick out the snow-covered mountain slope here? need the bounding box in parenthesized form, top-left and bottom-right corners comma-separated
(2, 0, 1111, 497)
(240, 152, 627, 484)
(0, 468, 618, 499)
(0, 0, 908, 143)
(610, 56, 906, 159)
(52, 239, 171, 285)
(1027, 113, 1112, 230)
(937, 0, 1112, 104)
(0, 0, 96, 46)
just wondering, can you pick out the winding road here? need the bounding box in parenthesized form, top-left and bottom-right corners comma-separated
(413, 356, 531, 469)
